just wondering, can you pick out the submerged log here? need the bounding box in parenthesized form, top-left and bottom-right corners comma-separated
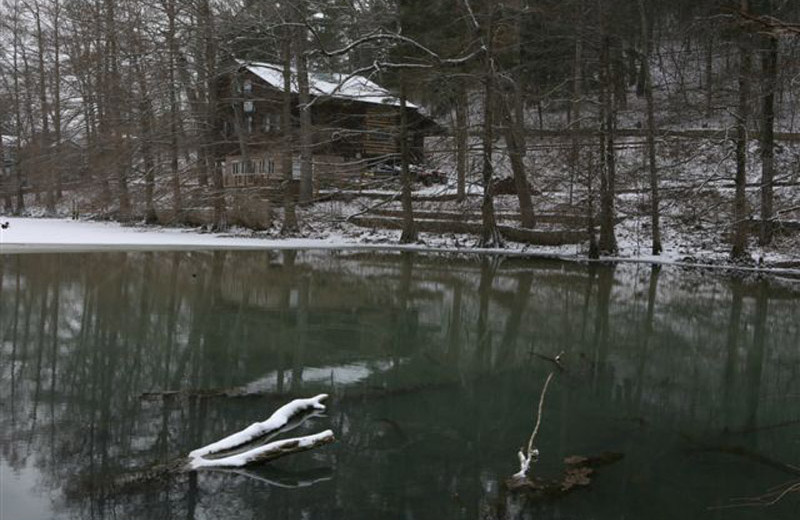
(506, 452, 624, 499)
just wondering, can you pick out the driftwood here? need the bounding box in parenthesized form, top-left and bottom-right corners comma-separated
(506, 452, 624, 499)
(187, 394, 335, 470)
(514, 352, 564, 478)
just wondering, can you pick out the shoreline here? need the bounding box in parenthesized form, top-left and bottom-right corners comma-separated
(1, 216, 798, 279)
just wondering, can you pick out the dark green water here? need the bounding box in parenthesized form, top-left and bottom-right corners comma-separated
(1, 251, 799, 520)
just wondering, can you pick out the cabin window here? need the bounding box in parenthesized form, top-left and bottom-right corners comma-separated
(243, 101, 255, 113)
(268, 157, 275, 174)
(253, 158, 267, 174)
(243, 79, 252, 94)
(263, 113, 278, 133)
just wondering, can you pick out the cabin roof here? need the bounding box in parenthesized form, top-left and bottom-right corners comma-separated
(239, 60, 419, 109)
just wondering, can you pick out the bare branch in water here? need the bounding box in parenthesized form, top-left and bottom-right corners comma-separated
(515, 352, 564, 478)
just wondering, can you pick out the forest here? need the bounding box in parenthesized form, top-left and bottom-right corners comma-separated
(1, 0, 799, 262)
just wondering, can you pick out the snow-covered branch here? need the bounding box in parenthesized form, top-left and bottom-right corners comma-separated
(189, 430, 335, 470)
(187, 394, 334, 470)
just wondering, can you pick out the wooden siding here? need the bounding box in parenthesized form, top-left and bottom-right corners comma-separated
(363, 106, 398, 157)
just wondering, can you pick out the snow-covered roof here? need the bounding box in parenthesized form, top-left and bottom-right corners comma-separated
(240, 61, 418, 109)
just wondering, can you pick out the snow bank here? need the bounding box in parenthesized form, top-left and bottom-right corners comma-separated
(0, 217, 342, 252)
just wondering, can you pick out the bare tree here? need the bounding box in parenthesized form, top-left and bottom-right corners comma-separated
(454, 82, 468, 202)
(759, 17, 778, 246)
(638, 0, 662, 255)
(296, 0, 314, 205)
(498, 0, 535, 229)
(398, 73, 417, 243)
(281, 18, 299, 234)
(598, 32, 618, 255)
(731, 0, 752, 261)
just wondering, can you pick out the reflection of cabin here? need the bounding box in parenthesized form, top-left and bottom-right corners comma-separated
(216, 61, 439, 189)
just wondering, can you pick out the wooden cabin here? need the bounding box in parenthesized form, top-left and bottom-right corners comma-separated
(215, 61, 439, 189)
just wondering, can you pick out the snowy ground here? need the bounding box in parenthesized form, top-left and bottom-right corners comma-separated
(0, 215, 534, 257)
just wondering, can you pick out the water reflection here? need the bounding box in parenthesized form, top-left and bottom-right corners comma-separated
(1, 252, 799, 519)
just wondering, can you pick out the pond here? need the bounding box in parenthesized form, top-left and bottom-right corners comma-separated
(1, 250, 799, 519)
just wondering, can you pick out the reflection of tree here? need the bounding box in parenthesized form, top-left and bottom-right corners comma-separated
(634, 266, 661, 408)
(477, 256, 499, 369)
(745, 281, 768, 434)
(591, 266, 615, 392)
(723, 278, 744, 429)
(496, 271, 533, 368)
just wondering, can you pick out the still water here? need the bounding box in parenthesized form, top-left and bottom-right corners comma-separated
(1, 250, 798, 520)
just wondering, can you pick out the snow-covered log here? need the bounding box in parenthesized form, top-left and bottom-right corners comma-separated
(188, 394, 334, 470)
(189, 430, 335, 470)
(189, 394, 329, 459)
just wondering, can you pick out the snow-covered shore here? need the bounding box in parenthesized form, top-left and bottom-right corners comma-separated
(1, 216, 799, 280)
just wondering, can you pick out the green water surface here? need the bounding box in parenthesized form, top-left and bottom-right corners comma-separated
(1, 251, 798, 519)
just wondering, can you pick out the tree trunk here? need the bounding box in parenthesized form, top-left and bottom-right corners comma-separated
(201, 0, 225, 230)
(134, 52, 157, 224)
(638, 0, 662, 255)
(165, 0, 181, 221)
(296, 4, 314, 206)
(480, 8, 501, 248)
(104, 0, 130, 220)
(705, 36, 714, 118)
(731, 0, 751, 261)
(569, 3, 583, 207)
(759, 34, 777, 246)
(455, 84, 468, 203)
(598, 35, 618, 255)
(399, 78, 417, 244)
(500, 0, 534, 229)
(0, 123, 11, 212)
(52, 0, 63, 200)
(34, 2, 55, 215)
(281, 26, 299, 234)
(9, 1, 25, 215)
(501, 95, 535, 228)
